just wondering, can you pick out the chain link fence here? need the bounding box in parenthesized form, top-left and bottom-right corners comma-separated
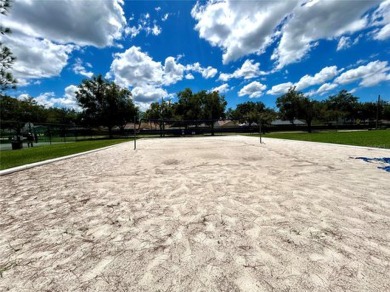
(1, 118, 386, 151)
(0, 121, 130, 151)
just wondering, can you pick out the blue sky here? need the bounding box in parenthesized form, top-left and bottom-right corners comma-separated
(3, 0, 390, 111)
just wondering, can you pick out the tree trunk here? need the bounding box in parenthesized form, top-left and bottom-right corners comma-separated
(307, 120, 312, 133)
(108, 126, 113, 139)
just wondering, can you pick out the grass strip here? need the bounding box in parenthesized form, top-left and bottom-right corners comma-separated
(263, 130, 390, 149)
(0, 139, 130, 170)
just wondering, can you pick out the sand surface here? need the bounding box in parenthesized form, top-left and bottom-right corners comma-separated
(1, 135, 389, 291)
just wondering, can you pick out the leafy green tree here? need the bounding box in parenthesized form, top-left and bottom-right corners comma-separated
(0, 95, 48, 123)
(313, 101, 331, 124)
(199, 90, 227, 135)
(325, 89, 359, 123)
(18, 96, 48, 123)
(301, 99, 320, 133)
(276, 87, 301, 124)
(356, 102, 378, 123)
(0, 0, 17, 92)
(383, 102, 390, 120)
(175, 88, 202, 122)
(145, 100, 175, 121)
(161, 100, 174, 121)
(0, 95, 47, 133)
(233, 101, 265, 124)
(225, 108, 239, 121)
(46, 107, 80, 125)
(230, 101, 276, 129)
(0, 93, 83, 142)
(76, 75, 138, 138)
(260, 108, 278, 126)
(202, 90, 227, 121)
(0, 94, 19, 123)
(144, 101, 161, 121)
(144, 100, 175, 133)
(276, 87, 317, 132)
(174, 88, 227, 132)
(357, 100, 389, 125)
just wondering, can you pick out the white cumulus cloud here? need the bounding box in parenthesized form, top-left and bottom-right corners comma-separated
(106, 46, 218, 104)
(6, 0, 126, 47)
(191, 0, 385, 70)
(272, 0, 378, 69)
(131, 86, 168, 103)
(374, 24, 390, 40)
(5, 33, 73, 83)
(126, 11, 163, 38)
(107, 46, 219, 90)
(106, 46, 164, 88)
(164, 56, 185, 85)
(238, 81, 266, 98)
(147, 24, 162, 36)
(218, 59, 266, 81)
(125, 25, 142, 38)
(316, 83, 338, 95)
(266, 65, 340, 96)
(186, 63, 218, 79)
(201, 66, 218, 79)
(372, 0, 390, 40)
(334, 60, 390, 87)
(2, 0, 126, 84)
(73, 58, 94, 78)
(23, 85, 81, 110)
(295, 66, 340, 91)
(267, 60, 390, 96)
(162, 13, 169, 22)
(266, 82, 294, 96)
(337, 36, 351, 51)
(191, 0, 298, 64)
(210, 83, 230, 94)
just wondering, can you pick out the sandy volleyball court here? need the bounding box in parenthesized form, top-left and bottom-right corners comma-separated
(0, 135, 389, 291)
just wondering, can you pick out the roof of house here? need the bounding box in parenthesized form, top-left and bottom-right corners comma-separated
(271, 119, 306, 126)
(214, 120, 239, 128)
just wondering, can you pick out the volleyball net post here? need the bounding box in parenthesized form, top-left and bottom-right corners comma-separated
(258, 115, 262, 144)
(133, 115, 137, 150)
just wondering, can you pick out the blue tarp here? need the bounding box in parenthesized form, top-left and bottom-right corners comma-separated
(355, 157, 390, 172)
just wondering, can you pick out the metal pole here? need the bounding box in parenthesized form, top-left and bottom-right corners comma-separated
(134, 116, 136, 150)
(376, 95, 380, 130)
(259, 116, 262, 144)
(161, 97, 164, 137)
(49, 126, 52, 145)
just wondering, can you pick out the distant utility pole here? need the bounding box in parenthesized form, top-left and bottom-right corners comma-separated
(376, 95, 380, 130)
(160, 97, 164, 137)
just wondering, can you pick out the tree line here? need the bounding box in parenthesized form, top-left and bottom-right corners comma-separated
(1, 74, 389, 137)
(275, 87, 389, 132)
(0, 95, 79, 126)
(142, 86, 389, 133)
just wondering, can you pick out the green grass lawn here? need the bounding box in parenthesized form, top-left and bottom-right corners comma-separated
(0, 139, 131, 170)
(263, 130, 390, 149)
